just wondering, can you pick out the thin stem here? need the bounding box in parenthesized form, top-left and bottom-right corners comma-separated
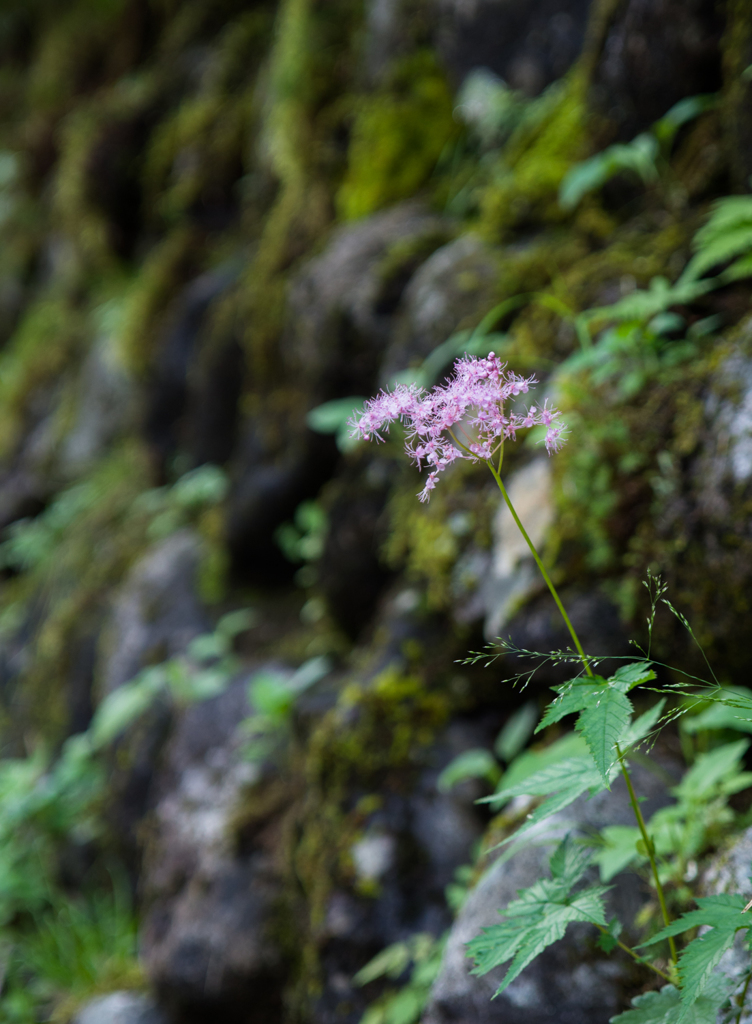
(616, 743, 677, 964)
(486, 460, 677, 965)
(736, 967, 752, 1024)
(487, 463, 594, 678)
(591, 924, 671, 983)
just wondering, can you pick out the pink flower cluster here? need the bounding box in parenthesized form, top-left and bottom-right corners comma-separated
(349, 353, 566, 501)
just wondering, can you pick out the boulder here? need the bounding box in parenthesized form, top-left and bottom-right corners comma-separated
(100, 529, 210, 696)
(227, 203, 451, 580)
(317, 455, 396, 639)
(144, 265, 241, 471)
(700, 826, 752, 1023)
(380, 234, 501, 386)
(139, 675, 288, 1021)
(423, 760, 674, 1024)
(435, 0, 593, 95)
(451, 456, 628, 678)
(592, 0, 723, 141)
(97, 529, 211, 853)
(285, 202, 452, 400)
(60, 336, 139, 476)
(73, 992, 166, 1024)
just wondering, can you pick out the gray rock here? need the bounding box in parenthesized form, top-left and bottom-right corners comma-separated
(703, 341, 752, 490)
(286, 202, 451, 397)
(96, 529, 212, 854)
(452, 457, 554, 638)
(60, 336, 139, 476)
(73, 991, 166, 1024)
(139, 676, 286, 1017)
(592, 0, 723, 140)
(435, 0, 592, 95)
(381, 234, 500, 386)
(701, 828, 752, 1023)
(423, 760, 674, 1024)
(100, 529, 210, 696)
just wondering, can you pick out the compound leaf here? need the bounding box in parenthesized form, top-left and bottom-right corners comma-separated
(640, 895, 748, 1016)
(575, 688, 633, 786)
(610, 974, 728, 1024)
(609, 662, 656, 691)
(536, 677, 607, 732)
(468, 838, 608, 995)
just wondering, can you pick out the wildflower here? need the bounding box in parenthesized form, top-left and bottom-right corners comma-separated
(349, 353, 566, 500)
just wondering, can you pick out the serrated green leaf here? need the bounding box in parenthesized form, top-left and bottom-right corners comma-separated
(484, 755, 602, 803)
(609, 662, 657, 691)
(576, 688, 633, 785)
(536, 678, 607, 732)
(672, 741, 749, 802)
(610, 974, 729, 1024)
(495, 733, 589, 798)
(675, 927, 736, 1015)
(468, 838, 608, 995)
(488, 759, 613, 848)
(639, 895, 747, 1014)
(641, 894, 748, 946)
(598, 916, 623, 953)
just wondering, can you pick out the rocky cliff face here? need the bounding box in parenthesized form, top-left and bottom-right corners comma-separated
(1, 1, 751, 1022)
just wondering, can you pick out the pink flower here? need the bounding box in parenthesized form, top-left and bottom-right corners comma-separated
(349, 354, 567, 500)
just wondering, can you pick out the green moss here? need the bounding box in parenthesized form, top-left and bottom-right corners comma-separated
(53, 76, 155, 270)
(0, 444, 153, 742)
(116, 226, 199, 375)
(283, 663, 454, 1014)
(336, 50, 459, 222)
(478, 73, 589, 240)
(0, 295, 89, 459)
(25, 0, 129, 115)
(143, 12, 271, 225)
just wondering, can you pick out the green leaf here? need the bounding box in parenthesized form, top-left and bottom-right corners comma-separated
(622, 699, 666, 749)
(594, 826, 643, 882)
(437, 749, 501, 792)
(354, 941, 413, 985)
(468, 838, 607, 995)
(88, 670, 164, 749)
(495, 703, 539, 762)
(681, 687, 752, 735)
(481, 756, 613, 846)
(536, 677, 608, 732)
(652, 94, 717, 146)
(496, 733, 588, 796)
(598, 916, 623, 953)
(575, 688, 633, 785)
(609, 662, 656, 690)
(672, 741, 749, 802)
(610, 975, 728, 1024)
(306, 397, 366, 453)
(641, 894, 748, 946)
(216, 608, 259, 638)
(640, 895, 747, 1015)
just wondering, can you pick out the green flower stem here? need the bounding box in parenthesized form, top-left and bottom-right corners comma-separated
(487, 461, 677, 965)
(616, 743, 677, 965)
(591, 924, 671, 983)
(736, 967, 752, 1024)
(487, 462, 594, 678)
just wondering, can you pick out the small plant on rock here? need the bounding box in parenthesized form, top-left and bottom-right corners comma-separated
(350, 353, 752, 1023)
